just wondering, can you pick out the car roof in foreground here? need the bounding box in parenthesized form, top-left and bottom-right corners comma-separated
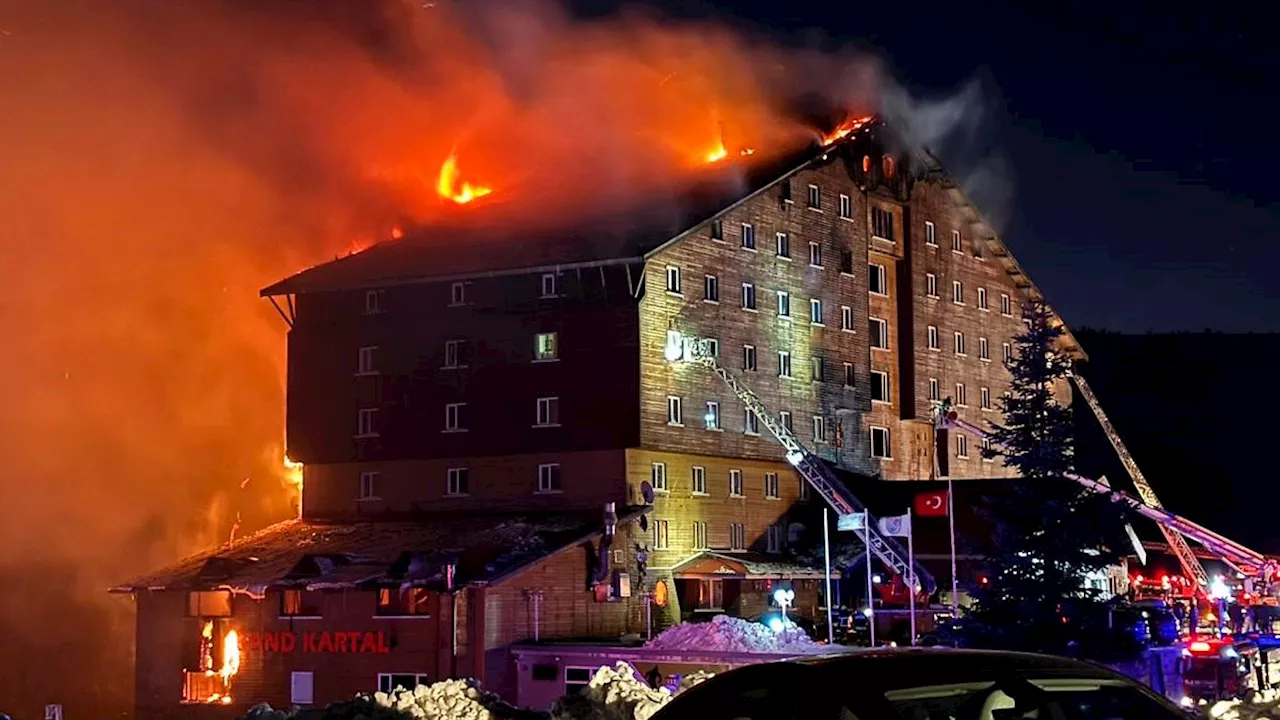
(793, 647, 1123, 682)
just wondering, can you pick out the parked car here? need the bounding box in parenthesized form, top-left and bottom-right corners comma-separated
(651, 647, 1189, 720)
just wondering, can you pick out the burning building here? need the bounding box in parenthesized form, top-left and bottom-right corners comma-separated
(113, 119, 1081, 717)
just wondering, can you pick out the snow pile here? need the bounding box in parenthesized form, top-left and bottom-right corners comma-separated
(550, 663, 715, 720)
(238, 677, 542, 720)
(645, 615, 824, 653)
(1207, 695, 1280, 720)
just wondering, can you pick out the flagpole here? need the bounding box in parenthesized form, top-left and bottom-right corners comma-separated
(908, 507, 917, 646)
(865, 510, 875, 647)
(823, 509, 834, 645)
(948, 478, 958, 617)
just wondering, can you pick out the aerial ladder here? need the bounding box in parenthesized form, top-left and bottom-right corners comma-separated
(663, 329, 937, 593)
(933, 372, 1272, 601)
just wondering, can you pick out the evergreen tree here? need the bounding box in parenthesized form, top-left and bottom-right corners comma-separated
(961, 300, 1132, 658)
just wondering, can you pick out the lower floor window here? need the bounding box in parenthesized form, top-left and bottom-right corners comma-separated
(565, 667, 594, 695)
(379, 673, 430, 694)
(696, 579, 724, 609)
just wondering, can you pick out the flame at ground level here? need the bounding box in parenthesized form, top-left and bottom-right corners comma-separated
(283, 456, 303, 517)
(437, 151, 491, 204)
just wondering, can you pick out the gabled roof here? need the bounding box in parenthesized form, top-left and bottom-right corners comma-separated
(671, 551, 837, 580)
(111, 508, 642, 594)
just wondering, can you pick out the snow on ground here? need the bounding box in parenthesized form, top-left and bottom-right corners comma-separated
(1207, 695, 1280, 720)
(551, 662, 715, 720)
(644, 614, 826, 654)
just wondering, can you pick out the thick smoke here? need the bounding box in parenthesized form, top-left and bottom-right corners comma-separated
(0, 0, 996, 716)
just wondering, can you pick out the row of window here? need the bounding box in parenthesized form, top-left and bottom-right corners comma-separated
(354, 332, 561, 376)
(663, 395, 894, 458)
(188, 588, 433, 620)
(926, 379, 1008, 413)
(649, 462, 806, 501)
(671, 266, 871, 331)
(362, 272, 569, 316)
(924, 326, 1014, 363)
(923, 275, 1014, 316)
(649, 517, 785, 553)
(922, 221, 973, 255)
(354, 462, 562, 500)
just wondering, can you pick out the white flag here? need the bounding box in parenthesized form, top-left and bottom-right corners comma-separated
(837, 513, 866, 531)
(878, 513, 911, 537)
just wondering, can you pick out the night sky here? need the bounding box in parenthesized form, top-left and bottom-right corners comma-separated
(582, 0, 1279, 332)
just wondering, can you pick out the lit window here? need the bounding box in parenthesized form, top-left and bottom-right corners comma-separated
(651, 462, 668, 491)
(954, 332, 966, 356)
(869, 317, 889, 349)
(868, 263, 888, 295)
(744, 408, 759, 435)
(839, 194, 852, 219)
(776, 232, 791, 258)
(691, 466, 708, 495)
(951, 230, 962, 253)
(540, 273, 561, 298)
(729, 470, 744, 497)
(358, 470, 378, 500)
(871, 371, 889, 403)
(447, 467, 469, 496)
(741, 283, 757, 310)
(925, 221, 937, 246)
(764, 472, 780, 499)
(376, 587, 430, 616)
(776, 290, 791, 318)
(807, 184, 821, 209)
(810, 298, 824, 325)
(926, 273, 938, 298)
(666, 396, 683, 426)
(356, 408, 379, 438)
(444, 403, 466, 432)
(809, 242, 823, 267)
(281, 590, 322, 618)
(778, 351, 792, 378)
(535, 397, 560, 427)
(450, 282, 467, 306)
(927, 325, 939, 350)
(841, 305, 854, 331)
(534, 332, 558, 361)
(741, 223, 756, 250)
(870, 426, 891, 458)
(537, 463, 561, 493)
(704, 275, 719, 303)
(705, 401, 720, 431)
(742, 345, 757, 371)
(665, 265, 681, 294)
(357, 346, 377, 375)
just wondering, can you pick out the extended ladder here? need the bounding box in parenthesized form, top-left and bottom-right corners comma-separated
(665, 331, 936, 592)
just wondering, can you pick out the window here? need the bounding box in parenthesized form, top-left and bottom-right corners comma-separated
(652, 519, 669, 549)
(871, 371, 889, 403)
(929, 378, 939, 401)
(447, 467, 469, 496)
(871, 207, 895, 241)
(729, 470, 744, 497)
(766, 524, 783, 553)
(741, 223, 756, 250)
(780, 179, 793, 202)
(776, 290, 791, 318)
(444, 339, 469, 368)
(799, 476, 811, 500)
(741, 283, 757, 310)
(981, 387, 992, 410)
(710, 219, 724, 241)
(450, 282, 467, 306)
(534, 332, 558, 361)
(843, 362, 855, 387)
(744, 408, 759, 435)
(666, 396, 683, 425)
(868, 263, 887, 295)
(742, 344, 757, 371)
(704, 401, 720, 430)
(187, 591, 232, 617)
(839, 249, 854, 274)
(291, 672, 315, 706)
(357, 346, 377, 375)
(540, 273, 561, 298)
(869, 317, 888, 349)
(356, 408, 379, 438)
(839, 194, 852, 219)
(776, 232, 791, 258)
(281, 590, 322, 618)
(925, 221, 937, 246)
(810, 298, 824, 325)
(979, 337, 990, 361)
(535, 397, 560, 426)
(651, 462, 668, 491)
(779, 411, 793, 433)
(841, 305, 853, 331)
(695, 579, 723, 609)
(764, 472, 780, 499)
(665, 265, 682, 294)
(691, 466, 708, 495)
(952, 280, 964, 304)
(693, 522, 708, 550)
(808, 242, 823, 267)
(537, 463, 561, 493)
(377, 587, 430, 616)
(982, 437, 994, 460)
(703, 274, 719, 303)
(358, 470, 379, 500)
(954, 332, 966, 356)
(955, 383, 968, 406)
(977, 287, 988, 310)
(729, 523, 746, 550)
(926, 273, 938, 297)
(778, 351, 792, 378)
(957, 434, 969, 458)
(870, 426, 891, 458)
(379, 674, 430, 694)
(444, 403, 466, 432)
(807, 184, 821, 209)
(705, 338, 719, 357)
(811, 356, 825, 382)
(927, 325, 940, 350)
(1003, 342, 1013, 363)
(1001, 293, 1012, 316)
(364, 289, 384, 315)
(813, 415, 827, 443)
(951, 230, 962, 253)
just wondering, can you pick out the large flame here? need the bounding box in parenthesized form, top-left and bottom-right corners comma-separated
(283, 456, 303, 517)
(436, 151, 492, 204)
(821, 115, 877, 146)
(220, 629, 241, 686)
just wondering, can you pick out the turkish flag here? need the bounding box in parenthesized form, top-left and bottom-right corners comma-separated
(914, 490, 949, 517)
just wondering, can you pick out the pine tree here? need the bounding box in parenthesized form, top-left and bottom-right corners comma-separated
(962, 300, 1132, 658)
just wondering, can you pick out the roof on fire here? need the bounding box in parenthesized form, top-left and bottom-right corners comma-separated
(110, 508, 643, 594)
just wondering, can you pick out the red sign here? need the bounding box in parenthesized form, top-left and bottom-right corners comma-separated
(243, 630, 391, 654)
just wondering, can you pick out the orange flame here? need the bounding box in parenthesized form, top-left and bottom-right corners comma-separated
(220, 629, 241, 685)
(283, 455, 303, 517)
(820, 115, 876, 146)
(437, 151, 491, 204)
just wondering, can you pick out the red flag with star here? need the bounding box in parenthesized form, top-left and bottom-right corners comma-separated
(914, 490, 949, 517)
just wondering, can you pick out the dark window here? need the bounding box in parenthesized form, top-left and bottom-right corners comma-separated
(872, 207, 895, 241)
(281, 590, 322, 618)
(780, 179, 792, 202)
(807, 184, 821, 209)
(376, 587, 431, 616)
(710, 219, 724, 241)
(871, 371, 889, 402)
(704, 275, 719, 302)
(695, 579, 724, 609)
(379, 674, 430, 694)
(839, 250, 854, 274)
(565, 668, 593, 696)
